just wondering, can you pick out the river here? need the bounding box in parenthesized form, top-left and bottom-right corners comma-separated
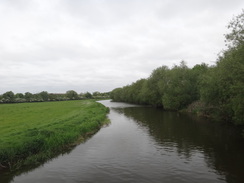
(1, 100, 244, 183)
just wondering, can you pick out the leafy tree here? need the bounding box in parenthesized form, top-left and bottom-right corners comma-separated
(225, 9, 244, 48)
(191, 63, 209, 99)
(24, 92, 33, 102)
(39, 91, 49, 101)
(32, 93, 42, 102)
(14, 93, 25, 103)
(200, 10, 244, 124)
(161, 61, 195, 110)
(200, 45, 244, 123)
(131, 79, 147, 104)
(2, 91, 15, 103)
(84, 92, 92, 99)
(93, 91, 100, 97)
(111, 88, 123, 101)
(15, 93, 24, 99)
(110, 10, 244, 125)
(146, 66, 168, 107)
(66, 90, 79, 100)
(48, 93, 57, 101)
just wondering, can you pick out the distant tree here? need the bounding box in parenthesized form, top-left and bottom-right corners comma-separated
(92, 91, 101, 97)
(24, 92, 33, 102)
(84, 92, 92, 99)
(39, 91, 49, 101)
(142, 66, 169, 107)
(131, 79, 147, 104)
(32, 93, 42, 102)
(66, 90, 78, 100)
(79, 92, 85, 99)
(162, 62, 196, 110)
(111, 88, 122, 101)
(15, 93, 24, 99)
(14, 93, 25, 103)
(2, 91, 15, 103)
(48, 93, 56, 101)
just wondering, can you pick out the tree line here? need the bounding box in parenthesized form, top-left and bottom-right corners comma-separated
(111, 10, 244, 126)
(0, 90, 110, 103)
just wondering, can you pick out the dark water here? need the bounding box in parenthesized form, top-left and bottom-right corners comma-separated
(1, 100, 244, 183)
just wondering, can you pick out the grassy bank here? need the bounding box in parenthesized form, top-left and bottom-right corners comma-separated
(0, 100, 109, 171)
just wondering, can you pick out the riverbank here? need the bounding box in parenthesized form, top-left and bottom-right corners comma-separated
(0, 100, 109, 172)
(6, 100, 244, 183)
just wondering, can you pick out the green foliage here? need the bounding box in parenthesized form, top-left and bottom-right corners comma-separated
(200, 44, 244, 124)
(111, 62, 200, 110)
(91, 91, 110, 99)
(66, 90, 79, 100)
(146, 66, 167, 107)
(84, 92, 93, 99)
(162, 61, 197, 110)
(2, 91, 15, 103)
(24, 92, 33, 102)
(0, 100, 108, 170)
(225, 9, 244, 48)
(1, 90, 110, 103)
(199, 10, 244, 124)
(93, 91, 100, 97)
(15, 93, 24, 99)
(39, 91, 49, 101)
(110, 88, 123, 101)
(111, 10, 244, 125)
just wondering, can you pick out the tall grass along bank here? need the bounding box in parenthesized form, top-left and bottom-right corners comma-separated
(0, 100, 109, 171)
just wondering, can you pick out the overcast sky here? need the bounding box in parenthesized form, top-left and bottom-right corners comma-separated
(0, 0, 243, 94)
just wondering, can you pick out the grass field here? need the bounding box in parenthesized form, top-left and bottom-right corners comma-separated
(0, 100, 109, 171)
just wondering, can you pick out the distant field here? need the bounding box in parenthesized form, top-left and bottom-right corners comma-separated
(0, 100, 109, 170)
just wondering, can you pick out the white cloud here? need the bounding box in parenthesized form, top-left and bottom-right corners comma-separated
(0, 0, 243, 93)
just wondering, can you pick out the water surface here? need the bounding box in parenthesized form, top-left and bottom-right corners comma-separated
(2, 100, 244, 183)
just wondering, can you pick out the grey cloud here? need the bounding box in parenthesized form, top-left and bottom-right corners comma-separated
(0, 0, 243, 93)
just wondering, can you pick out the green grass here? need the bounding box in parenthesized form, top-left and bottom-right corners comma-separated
(0, 100, 109, 170)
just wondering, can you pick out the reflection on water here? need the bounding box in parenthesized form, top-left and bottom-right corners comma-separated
(1, 100, 244, 183)
(114, 107, 244, 183)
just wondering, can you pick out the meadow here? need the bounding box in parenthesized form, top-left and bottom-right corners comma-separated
(0, 100, 109, 171)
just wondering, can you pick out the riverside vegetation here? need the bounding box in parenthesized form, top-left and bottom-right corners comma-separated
(0, 100, 109, 171)
(111, 11, 244, 128)
(0, 90, 110, 103)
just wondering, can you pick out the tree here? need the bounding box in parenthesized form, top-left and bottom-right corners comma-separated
(200, 10, 244, 124)
(93, 91, 100, 97)
(39, 91, 49, 101)
(15, 93, 24, 99)
(24, 92, 33, 102)
(225, 9, 244, 48)
(84, 92, 92, 99)
(15, 93, 25, 103)
(191, 63, 209, 99)
(161, 61, 198, 110)
(48, 93, 58, 101)
(66, 90, 78, 100)
(2, 91, 15, 103)
(145, 66, 169, 107)
(111, 88, 123, 101)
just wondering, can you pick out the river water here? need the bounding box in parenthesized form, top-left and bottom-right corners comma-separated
(1, 100, 244, 183)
